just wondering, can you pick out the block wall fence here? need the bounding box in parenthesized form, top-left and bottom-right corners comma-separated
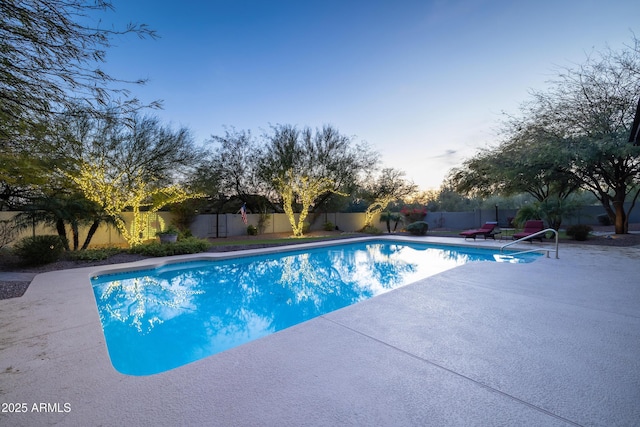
(1, 204, 637, 248)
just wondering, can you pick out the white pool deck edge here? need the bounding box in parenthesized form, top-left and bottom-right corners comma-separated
(1, 236, 639, 426)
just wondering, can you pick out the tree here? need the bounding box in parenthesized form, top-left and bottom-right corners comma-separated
(276, 170, 343, 237)
(450, 37, 640, 233)
(0, 0, 158, 140)
(359, 168, 417, 228)
(525, 39, 640, 233)
(258, 124, 378, 211)
(59, 109, 204, 247)
(1, 1, 159, 212)
(202, 128, 269, 212)
(451, 122, 578, 201)
(449, 120, 581, 229)
(0, 120, 55, 209)
(68, 161, 199, 246)
(379, 212, 402, 233)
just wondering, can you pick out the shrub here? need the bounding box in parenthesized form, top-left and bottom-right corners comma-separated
(0, 219, 17, 249)
(66, 247, 122, 262)
(169, 199, 199, 232)
(13, 235, 66, 265)
(400, 206, 427, 222)
(247, 224, 258, 235)
(257, 211, 271, 234)
(129, 237, 210, 257)
(566, 224, 592, 241)
(361, 224, 382, 234)
(406, 221, 429, 236)
(514, 205, 541, 227)
(596, 214, 611, 226)
(323, 221, 335, 231)
(155, 224, 180, 236)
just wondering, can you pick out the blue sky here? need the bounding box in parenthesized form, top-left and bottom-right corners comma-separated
(99, 0, 640, 190)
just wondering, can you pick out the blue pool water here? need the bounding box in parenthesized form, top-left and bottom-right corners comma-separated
(91, 240, 538, 375)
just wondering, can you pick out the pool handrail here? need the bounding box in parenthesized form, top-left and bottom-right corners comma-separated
(500, 228, 559, 259)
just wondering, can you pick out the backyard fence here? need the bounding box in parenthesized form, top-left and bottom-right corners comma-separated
(1, 204, 637, 248)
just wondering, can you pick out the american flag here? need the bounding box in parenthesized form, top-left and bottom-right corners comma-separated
(240, 203, 248, 224)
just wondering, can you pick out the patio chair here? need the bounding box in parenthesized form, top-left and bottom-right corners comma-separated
(459, 222, 500, 240)
(512, 220, 545, 242)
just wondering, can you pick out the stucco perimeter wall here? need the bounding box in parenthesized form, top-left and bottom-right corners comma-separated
(0, 211, 370, 247)
(2, 204, 639, 246)
(190, 212, 371, 238)
(0, 211, 174, 248)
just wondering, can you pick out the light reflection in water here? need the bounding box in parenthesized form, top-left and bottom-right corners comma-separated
(91, 241, 535, 375)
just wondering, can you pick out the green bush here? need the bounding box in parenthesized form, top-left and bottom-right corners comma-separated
(566, 224, 593, 241)
(247, 224, 258, 235)
(0, 219, 17, 249)
(13, 235, 66, 265)
(360, 224, 382, 234)
(66, 247, 122, 262)
(129, 237, 211, 257)
(155, 224, 180, 236)
(323, 221, 335, 231)
(596, 214, 611, 226)
(257, 211, 271, 234)
(406, 221, 429, 236)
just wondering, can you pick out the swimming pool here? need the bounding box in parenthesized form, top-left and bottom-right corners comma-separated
(91, 239, 539, 375)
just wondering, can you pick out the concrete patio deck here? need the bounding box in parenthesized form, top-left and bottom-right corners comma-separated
(0, 236, 638, 426)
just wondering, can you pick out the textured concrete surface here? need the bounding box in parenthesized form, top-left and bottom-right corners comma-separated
(0, 272, 37, 281)
(0, 236, 638, 426)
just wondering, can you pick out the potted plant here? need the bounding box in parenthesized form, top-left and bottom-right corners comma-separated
(156, 224, 180, 244)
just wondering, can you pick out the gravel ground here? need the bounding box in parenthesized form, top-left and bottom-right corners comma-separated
(0, 281, 30, 300)
(2, 227, 639, 300)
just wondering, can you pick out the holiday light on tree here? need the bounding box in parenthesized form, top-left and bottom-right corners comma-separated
(276, 169, 344, 237)
(66, 161, 202, 246)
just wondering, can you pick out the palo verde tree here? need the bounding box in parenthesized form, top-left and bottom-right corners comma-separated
(0, 0, 158, 139)
(450, 37, 640, 233)
(449, 120, 581, 229)
(276, 170, 343, 237)
(62, 110, 204, 246)
(199, 128, 268, 211)
(523, 38, 640, 233)
(69, 162, 198, 246)
(1, 0, 158, 212)
(359, 168, 418, 228)
(258, 124, 378, 208)
(257, 124, 377, 234)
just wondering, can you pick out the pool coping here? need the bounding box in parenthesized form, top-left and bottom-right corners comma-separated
(87, 235, 540, 277)
(1, 236, 639, 426)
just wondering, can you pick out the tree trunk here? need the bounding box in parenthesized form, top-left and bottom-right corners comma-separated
(71, 223, 80, 251)
(613, 201, 627, 234)
(81, 220, 100, 250)
(55, 219, 70, 251)
(595, 189, 627, 234)
(613, 186, 628, 234)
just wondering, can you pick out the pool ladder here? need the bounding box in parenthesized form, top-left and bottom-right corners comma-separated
(500, 228, 559, 259)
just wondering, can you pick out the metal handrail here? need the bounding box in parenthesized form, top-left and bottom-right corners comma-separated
(500, 228, 559, 259)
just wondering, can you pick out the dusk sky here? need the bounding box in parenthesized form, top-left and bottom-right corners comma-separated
(99, 0, 640, 190)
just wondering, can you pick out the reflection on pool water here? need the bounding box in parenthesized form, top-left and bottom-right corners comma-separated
(91, 240, 538, 375)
